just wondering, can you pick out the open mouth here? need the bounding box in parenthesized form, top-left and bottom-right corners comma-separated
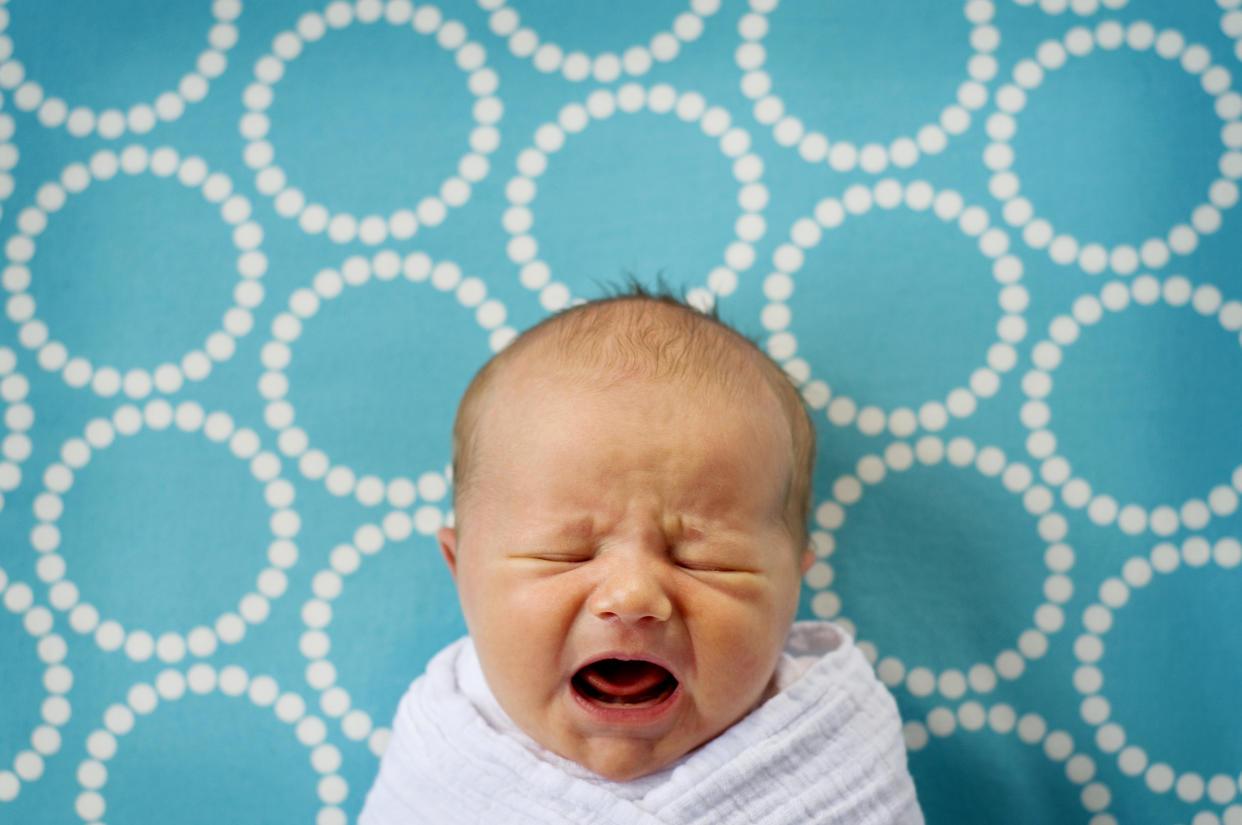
(571, 658, 679, 708)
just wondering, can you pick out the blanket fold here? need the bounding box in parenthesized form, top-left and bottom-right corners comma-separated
(361, 621, 923, 824)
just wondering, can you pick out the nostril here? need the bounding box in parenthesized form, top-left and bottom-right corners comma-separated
(589, 577, 673, 623)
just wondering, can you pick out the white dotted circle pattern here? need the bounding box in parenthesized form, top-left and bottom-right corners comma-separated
(1, 0, 243, 139)
(1020, 274, 1242, 537)
(902, 701, 1118, 822)
(259, 251, 514, 505)
(243, 0, 500, 245)
(987, 20, 1241, 275)
(1223, 2, 1242, 67)
(763, 180, 1025, 436)
(298, 499, 449, 757)
(478, 0, 720, 82)
(0, 346, 33, 513)
(807, 435, 1075, 701)
(504, 83, 766, 313)
(32, 400, 299, 664)
(1011, 0, 1130, 14)
(736, 0, 998, 173)
(0, 566, 71, 804)
(3, 147, 266, 399)
(1072, 536, 1242, 807)
(72, 665, 347, 822)
(0, 106, 17, 224)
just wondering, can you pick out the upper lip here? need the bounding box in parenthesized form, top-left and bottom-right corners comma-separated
(572, 651, 681, 682)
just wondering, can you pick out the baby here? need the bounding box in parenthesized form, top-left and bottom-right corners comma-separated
(361, 290, 923, 823)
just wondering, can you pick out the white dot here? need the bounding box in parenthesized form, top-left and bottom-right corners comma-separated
(1178, 773, 1206, 803)
(1146, 761, 1174, 792)
(1016, 713, 1046, 743)
(1215, 538, 1242, 568)
(187, 663, 217, 693)
(1208, 775, 1238, 805)
(1208, 485, 1239, 516)
(1044, 730, 1074, 761)
(902, 721, 929, 751)
(927, 707, 956, 737)
(1150, 543, 1180, 573)
(121, 629, 154, 661)
(248, 674, 279, 706)
(1099, 577, 1129, 607)
(996, 649, 1025, 679)
(1117, 505, 1147, 534)
(156, 669, 187, 700)
(128, 683, 158, 714)
(906, 667, 935, 696)
(216, 612, 246, 643)
(342, 709, 372, 740)
(1185, 536, 1212, 566)
(218, 665, 249, 697)
(104, 703, 135, 735)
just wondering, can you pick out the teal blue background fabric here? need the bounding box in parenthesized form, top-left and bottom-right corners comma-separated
(1, 1, 1240, 822)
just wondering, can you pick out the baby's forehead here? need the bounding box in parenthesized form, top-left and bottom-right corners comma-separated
(488, 354, 777, 429)
(498, 315, 771, 392)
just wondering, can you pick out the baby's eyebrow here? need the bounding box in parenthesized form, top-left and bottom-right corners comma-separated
(548, 516, 596, 541)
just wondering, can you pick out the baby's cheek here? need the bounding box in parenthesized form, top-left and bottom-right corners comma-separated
(692, 602, 780, 663)
(689, 590, 793, 681)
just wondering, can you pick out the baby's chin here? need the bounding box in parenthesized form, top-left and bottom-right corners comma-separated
(551, 700, 758, 783)
(566, 732, 703, 782)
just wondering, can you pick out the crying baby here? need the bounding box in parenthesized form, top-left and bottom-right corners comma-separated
(361, 289, 923, 824)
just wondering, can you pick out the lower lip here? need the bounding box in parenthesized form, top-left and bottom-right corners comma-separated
(569, 681, 683, 728)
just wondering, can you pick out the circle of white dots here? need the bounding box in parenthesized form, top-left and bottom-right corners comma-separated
(736, 0, 998, 173)
(1221, 1, 1242, 68)
(0, 107, 17, 224)
(1183, 807, 1242, 825)
(809, 435, 1075, 700)
(1071, 535, 1242, 806)
(72, 665, 347, 822)
(2, 146, 266, 399)
(243, 0, 499, 245)
(298, 500, 449, 757)
(763, 179, 1025, 436)
(503, 82, 767, 313)
(1010, 0, 1130, 16)
(0, 566, 72, 804)
(32, 400, 300, 663)
(902, 701, 1118, 821)
(259, 250, 514, 505)
(1019, 274, 1242, 537)
(986, 20, 1241, 275)
(0, 345, 34, 514)
(0, 0, 243, 139)
(478, 0, 720, 83)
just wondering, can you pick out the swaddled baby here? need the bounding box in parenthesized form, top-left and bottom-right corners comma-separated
(361, 290, 923, 824)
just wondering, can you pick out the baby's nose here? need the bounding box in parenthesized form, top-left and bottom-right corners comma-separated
(588, 553, 673, 624)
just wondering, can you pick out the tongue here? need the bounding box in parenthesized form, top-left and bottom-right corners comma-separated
(581, 660, 669, 698)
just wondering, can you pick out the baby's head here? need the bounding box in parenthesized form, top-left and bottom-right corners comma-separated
(437, 290, 816, 781)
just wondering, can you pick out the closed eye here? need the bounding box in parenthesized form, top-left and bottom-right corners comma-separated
(674, 557, 755, 574)
(513, 553, 593, 564)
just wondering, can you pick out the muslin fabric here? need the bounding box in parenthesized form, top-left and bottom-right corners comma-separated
(360, 621, 923, 824)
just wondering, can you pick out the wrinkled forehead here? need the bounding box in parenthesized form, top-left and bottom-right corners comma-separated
(481, 336, 784, 430)
(472, 345, 794, 485)
(470, 367, 794, 529)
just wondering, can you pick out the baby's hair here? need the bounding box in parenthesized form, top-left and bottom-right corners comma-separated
(450, 282, 817, 547)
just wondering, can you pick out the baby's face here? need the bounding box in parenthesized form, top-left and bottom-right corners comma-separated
(440, 364, 811, 781)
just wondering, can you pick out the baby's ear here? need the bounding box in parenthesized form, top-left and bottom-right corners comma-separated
(438, 527, 460, 580)
(800, 547, 815, 575)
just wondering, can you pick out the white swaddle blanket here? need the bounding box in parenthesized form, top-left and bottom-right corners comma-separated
(360, 621, 923, 824)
